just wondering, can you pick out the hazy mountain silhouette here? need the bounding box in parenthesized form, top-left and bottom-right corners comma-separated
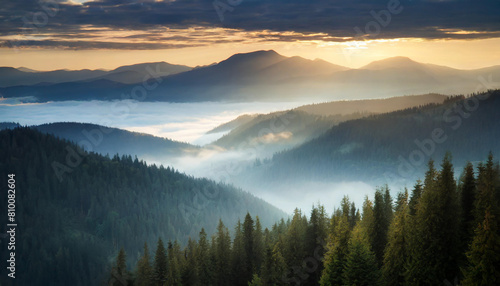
(1, 51, 499, 102)
(249, 90, 500, 187)
(32, 122, 198, 164)
(207, 94, 448, 155)
(0, 61, 191, 87)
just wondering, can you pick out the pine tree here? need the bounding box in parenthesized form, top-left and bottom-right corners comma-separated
(284, 208, 307, 268)
(305, 204, 328, 285)
(360, 197, 375, 245)
(182, 238, 200, 286)
(116, 247, 127, 276)
(342, 228, 381, 286)
(214, 219, 232, 286)
(409, 180, 423, 216)
(248, 274, 264, 286)
(111, 247, 129, 286)
(232, 220, 248, 286)
(197, 228, 212, 285)
(166, 241, 183, 286)
(460, 162, 476, 235)
(243, 213, 255, 283)
(136, 243, 153, 286)
(372, 187, 391, 266)
(383, 190, 410, 286)
(406, 154, 461, 284)
(154, 238, 168, 286)
(261, 242, 287, 285)
(462, 208, 500, 285)
(253, 216, 265, 276)
(474, 153, 499, 228)
(320, 215, 351, 286)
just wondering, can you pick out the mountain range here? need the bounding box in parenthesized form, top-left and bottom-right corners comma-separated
(0, 127, 286, 285)
(2, 50, 499, 103)
(241, 90, 500, 190)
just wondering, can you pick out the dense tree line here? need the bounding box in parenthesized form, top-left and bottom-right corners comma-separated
(0, 128, 285, 286)
(260, 90, 500, 185)
(118, 153, 500, 285)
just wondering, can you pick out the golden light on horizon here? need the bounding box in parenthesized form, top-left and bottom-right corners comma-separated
(1, 26, 499, 71)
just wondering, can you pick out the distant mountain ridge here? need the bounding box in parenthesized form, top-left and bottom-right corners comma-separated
(207, 94, 449, 155)
(246, 90, 500, 188)
(0, 61, 192, 87)
(1, 50, 499, 102)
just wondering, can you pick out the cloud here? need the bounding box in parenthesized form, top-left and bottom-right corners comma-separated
(1, 0, 499, 49)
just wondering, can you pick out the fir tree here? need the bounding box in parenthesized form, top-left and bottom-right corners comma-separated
(320, 215, 351, 286)
(136, 243, 153, 286)
(232, 220, 248, 286)
(197, 228, 212, 285)
(243, 213, 255, 283)
(214, 219, 232, 286)
(261, 242, 287, 285)
(253, 216, 265, 276)
(372, 187, 391, 266)
(462, 208, 500, 285)
(408, 180, 423, 216)
(154, 238, 168, 286)
(383, 190, 410, 286)
(406, 154, 461, 284)
(342, 229, 381, 286)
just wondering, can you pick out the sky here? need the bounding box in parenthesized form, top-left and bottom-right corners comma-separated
(1, 0, 500, 70)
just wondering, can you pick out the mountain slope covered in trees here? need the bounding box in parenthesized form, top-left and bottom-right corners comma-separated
(209, 94, 448, 155)
(33, 122, 197, 163)
(115, 154, 500, 286)
(250, 90, 500, 186)
(0, 128, 286, 286)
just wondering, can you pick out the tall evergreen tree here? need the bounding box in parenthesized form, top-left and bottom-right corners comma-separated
(459, 162, 476, 255)
(231, 220, 248, 286)
(320, 215, 351, 286)
(182, 238, 200, 286)
(284, 208, 307, 268)
(136, 243, 153, 286)
(383, 190, 410, 286)
(253, 216, 265, 276)
(166, 241, 183, 286)
(474, 153, 500, 228)
(462, 208, 500, 285)
(343, 226, 381, 286)
(153, 238, 168, 286)
(360, 197, 375, 246)
(372, 187, 391, 266)
(197, 228, 212, 285)
(408, 180, 423, 216)
(261, 242, 287, 285)
(305, 204, 328, 285)
(406, 154, 461, 284)
(214, 219, 232, 286)
(116, 247, 127, 276)
(243, 213, 255, 283)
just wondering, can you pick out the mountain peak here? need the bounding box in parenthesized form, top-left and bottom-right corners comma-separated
(218, 50, 286, 70)
(362, 56, 421, 70)
(225, 50, 283, 61)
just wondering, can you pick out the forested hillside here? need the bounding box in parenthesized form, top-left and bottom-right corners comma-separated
(34, 122, 197, 163)
(258, 90, 500, 185)
(116, 154, 500, 286)
(0, 128, 286, 286)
